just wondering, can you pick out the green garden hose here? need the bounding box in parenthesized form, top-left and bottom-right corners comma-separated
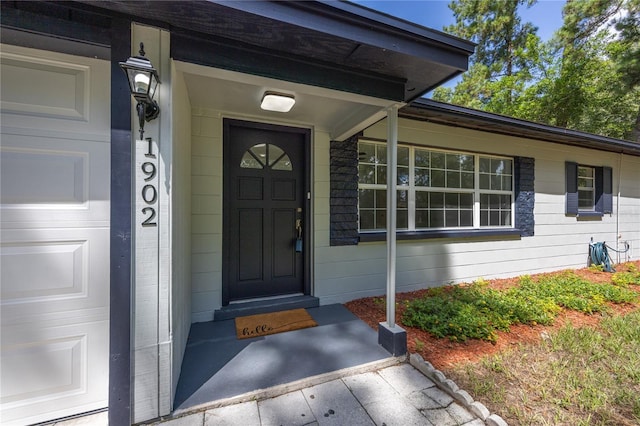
(589, 241, 631, 273)
(589, 242, 614, 272)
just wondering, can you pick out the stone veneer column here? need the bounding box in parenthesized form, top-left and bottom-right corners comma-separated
(515, 156, 535, 237)
(329, 134, 360, 246)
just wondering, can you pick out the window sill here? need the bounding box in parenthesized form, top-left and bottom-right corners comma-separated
(574, 211, 605, 221)
(358, 228, 523, 242)
(576, 211, 603, 217)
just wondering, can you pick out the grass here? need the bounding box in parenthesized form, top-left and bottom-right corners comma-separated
(398, 262, 640, 425)
(447, 311, 640, 425)
(401, 269, 638, 343)
(345, 262, 640, 425)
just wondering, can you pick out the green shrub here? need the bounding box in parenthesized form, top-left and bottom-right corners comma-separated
(402, 281, 559, 343)
(402, 286, 502, 343)
(401, 271, 637, 343)
(516, 272, 637, 313)
(612, 264, 640, 286)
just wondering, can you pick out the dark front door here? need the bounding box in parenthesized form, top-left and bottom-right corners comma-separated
(223, 119, 309, 304)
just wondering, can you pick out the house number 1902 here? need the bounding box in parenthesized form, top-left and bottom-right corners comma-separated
(141, 138, 157, 227)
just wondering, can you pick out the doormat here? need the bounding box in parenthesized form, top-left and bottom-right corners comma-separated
(235, 308, 317, 339)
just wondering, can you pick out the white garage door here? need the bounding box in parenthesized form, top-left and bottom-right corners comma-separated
(0, 44, 111, 425)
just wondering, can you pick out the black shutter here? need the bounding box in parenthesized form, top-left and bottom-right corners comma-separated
(603, 166, 613, 214)
(565, 162, 578, 215)
(514, 157, 535, 236)
(595, 166, 613, 214)
(330, 135, 360, 246)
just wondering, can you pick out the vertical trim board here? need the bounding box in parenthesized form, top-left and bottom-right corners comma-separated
(109, 18, 133, 426)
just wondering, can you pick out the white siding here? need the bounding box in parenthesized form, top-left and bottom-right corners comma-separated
(187, 111, 639, 318)
(190, 109, 223, 322)
(130, 24, 174, 422)
(170, 65, 192, 405)
(313, 131, 332, 248)
(313, 117, 640, 305)
(615, 156, 640, 263)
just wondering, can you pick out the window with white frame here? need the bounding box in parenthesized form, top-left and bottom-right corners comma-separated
(577, 165, 595, 210)
(358, 140, 514, 232)
(565, 161, 612, 217)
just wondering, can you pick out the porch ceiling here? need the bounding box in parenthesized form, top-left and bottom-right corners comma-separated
(7, 0, 474, 140)
(68, 0, 474, 103)
(177, 61, 396, 140)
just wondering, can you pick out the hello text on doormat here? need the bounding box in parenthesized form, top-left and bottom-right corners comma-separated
(235, 308, 318, 339)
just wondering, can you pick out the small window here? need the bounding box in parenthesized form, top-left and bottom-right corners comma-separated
(240, 143, 292, 171)
(577, 166, 595, 210)
(565, 162, 612, 216)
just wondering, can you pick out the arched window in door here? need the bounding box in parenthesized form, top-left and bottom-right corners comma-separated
(240, 143, 293, 171)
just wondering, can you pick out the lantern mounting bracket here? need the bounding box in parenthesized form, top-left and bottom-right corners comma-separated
(119, 42, 161, 140)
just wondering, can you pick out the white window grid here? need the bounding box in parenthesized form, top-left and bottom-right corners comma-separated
(358, 140, 514, 232)
(577, 165, 595, 211)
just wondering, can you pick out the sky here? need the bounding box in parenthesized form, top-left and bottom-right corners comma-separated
(352, 0, 567, 89)
(353, 0, 566, 40)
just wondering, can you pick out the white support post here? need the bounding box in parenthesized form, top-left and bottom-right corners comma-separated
(386, 105, 398, 327)
(378, 105, 406, 356)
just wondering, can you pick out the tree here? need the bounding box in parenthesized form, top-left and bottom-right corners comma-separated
(446, 0, 538, 78)
(436, 0, 640, 142)
(433, 0, 542, 115)
(548, 0, 624, 128)
(544, 0, 640, 140)
(613, 0, 640, 87)
(611, 0, 640, 141)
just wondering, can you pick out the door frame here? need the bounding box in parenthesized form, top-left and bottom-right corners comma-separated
(222, 118, 312, 306)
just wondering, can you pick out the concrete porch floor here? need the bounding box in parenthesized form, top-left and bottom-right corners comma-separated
(49, 304, 503, 425)
(173, 304, 393, 411)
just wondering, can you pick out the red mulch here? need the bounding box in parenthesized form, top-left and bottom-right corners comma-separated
(344, 261, 640, 371)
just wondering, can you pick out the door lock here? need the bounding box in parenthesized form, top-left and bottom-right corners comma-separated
(295, 218, 303, 253)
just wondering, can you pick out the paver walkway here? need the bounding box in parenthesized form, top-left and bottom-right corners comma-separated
(151, 363, 486, 426)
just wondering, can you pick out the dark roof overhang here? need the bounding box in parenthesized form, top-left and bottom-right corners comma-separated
(200, 0, 476, 101)
(402, 98, 640, 157)
(2, 0, 474, 103)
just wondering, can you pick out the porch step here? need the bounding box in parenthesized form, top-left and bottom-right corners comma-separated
(213, 295, 319, 321)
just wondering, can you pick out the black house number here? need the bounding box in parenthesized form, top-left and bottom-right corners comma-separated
(141, 138, 157, 227)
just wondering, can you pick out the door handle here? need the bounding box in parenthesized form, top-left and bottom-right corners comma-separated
(295, 217, 303, 253)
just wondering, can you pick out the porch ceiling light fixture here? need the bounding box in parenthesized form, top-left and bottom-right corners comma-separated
(120, 42, 161, 139)
(261, 91, 296, 113)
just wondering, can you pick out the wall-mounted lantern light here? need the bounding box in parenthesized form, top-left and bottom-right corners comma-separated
(260, 91, 296, 113)
(119, 43, 161, 139)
